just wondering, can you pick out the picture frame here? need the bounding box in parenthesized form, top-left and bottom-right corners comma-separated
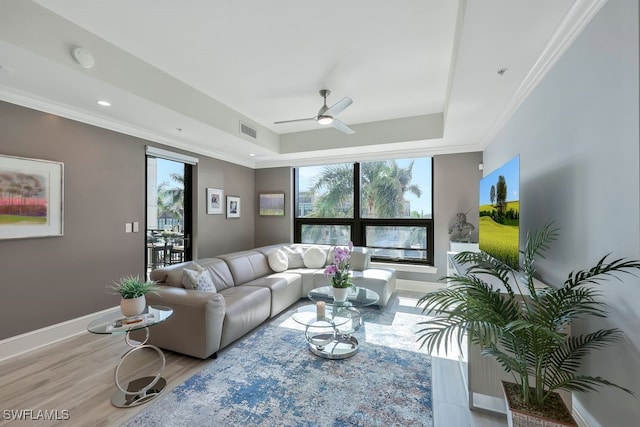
(259, 192, 285, 216)
(226, 195, 240, 218)
(206, 188, 224, 215)
(0, 155, 64, 239)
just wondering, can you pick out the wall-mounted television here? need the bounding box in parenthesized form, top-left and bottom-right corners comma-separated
(478, 155, 520, 268)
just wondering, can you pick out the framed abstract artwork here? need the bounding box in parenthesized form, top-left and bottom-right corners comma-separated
(226, 195, 240, 218)
(259, 192, 285, 216)
(0, 155, 64, 239)
(206, 188, 224, 215)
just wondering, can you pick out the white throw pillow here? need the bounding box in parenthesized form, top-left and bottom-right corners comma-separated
(268, 248, 289, 272)
(283, 246, 305, 269)
(182, 264, 216, 292)
(303, 247, 327, 269)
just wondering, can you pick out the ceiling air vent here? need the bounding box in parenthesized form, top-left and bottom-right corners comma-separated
(239, 121, 257, 139)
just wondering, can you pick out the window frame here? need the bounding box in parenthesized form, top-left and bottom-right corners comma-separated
(294, 161, 434, 265)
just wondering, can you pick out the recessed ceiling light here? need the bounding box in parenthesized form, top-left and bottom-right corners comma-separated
(249, 153, 256, 157)
(97, 100, 111, 107)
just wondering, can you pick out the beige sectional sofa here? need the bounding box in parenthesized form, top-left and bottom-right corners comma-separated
(144, 243, 396, 359)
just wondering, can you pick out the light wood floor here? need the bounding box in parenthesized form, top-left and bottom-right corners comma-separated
(0, 293, 507, 427)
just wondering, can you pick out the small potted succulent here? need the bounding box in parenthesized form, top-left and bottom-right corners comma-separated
(108, 275, 158, 317)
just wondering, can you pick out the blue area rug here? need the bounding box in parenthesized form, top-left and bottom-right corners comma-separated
(124, 301, 433, 427)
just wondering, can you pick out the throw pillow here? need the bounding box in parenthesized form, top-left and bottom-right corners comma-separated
(182, 264, 216, 292)
(268, 248, 289, 272)
(303, 246, 327, 269)
(283, 246, 305, 269)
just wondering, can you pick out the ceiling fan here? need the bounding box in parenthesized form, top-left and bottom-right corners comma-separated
(274, 89, 355, 134)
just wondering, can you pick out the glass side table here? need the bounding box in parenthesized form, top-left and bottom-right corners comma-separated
(87, 305, 173, 408)
(292, 301, 371, 360)
(303, 287, 380, 359)
(308, 286, 380, 308)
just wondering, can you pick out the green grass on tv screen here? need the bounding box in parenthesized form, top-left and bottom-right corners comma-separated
(478, 204, 519, 269)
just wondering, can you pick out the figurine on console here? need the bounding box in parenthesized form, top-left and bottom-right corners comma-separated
(449, 212, 475, 242)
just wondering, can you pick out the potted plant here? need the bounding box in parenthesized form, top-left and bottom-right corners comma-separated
(416, 222, 639, 426)
(108, 275, 158, 317)
(324, 241, 355, 302)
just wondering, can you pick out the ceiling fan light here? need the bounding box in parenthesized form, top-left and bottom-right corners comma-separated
(317, 115, 333, 125)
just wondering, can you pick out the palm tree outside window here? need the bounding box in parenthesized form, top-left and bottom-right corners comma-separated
(294, 157, 433, 265)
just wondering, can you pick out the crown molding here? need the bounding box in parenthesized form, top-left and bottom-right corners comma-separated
(478, 0, 608, 149)
(0, 86, 256, 169)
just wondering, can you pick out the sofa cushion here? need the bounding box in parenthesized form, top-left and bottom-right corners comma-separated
(199, 258, 235, 291)
(303, 246, 327, 269)
(218, 286, 271, 348)
(165, 264, 191, 287)
(219, 250, 271, 286)
(350, 247, 370, 271)
(244, 273, 302, 317)
(267, 248, 288, 272)
(182, 264, 216, 292)
(282, 246, 305, 268)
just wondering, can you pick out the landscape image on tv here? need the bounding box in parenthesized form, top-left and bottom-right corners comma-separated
(479, 155, 520, 269)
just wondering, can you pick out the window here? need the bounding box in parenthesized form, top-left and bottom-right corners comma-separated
(294, 158, 433, 264)
(296, 163, 353, 218)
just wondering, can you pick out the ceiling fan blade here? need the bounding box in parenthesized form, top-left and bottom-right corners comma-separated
(274, 117, 316, 125)
(325, 97, 353, 116)
(331, 118, 355, 135)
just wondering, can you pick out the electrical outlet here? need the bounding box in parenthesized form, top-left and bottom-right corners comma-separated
(125, 223, 132, 233)
(133, 221, 139, 233)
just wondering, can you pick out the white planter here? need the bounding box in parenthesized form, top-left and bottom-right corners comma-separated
(120, 295, 146, 317)
(332, 287, 349, 303)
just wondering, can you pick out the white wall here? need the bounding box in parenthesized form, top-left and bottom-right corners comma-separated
(483, 1, 639, 425)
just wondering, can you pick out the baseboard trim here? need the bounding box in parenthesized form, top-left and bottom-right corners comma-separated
(0, 306, 119, 363)
(573, 397, 597, 427)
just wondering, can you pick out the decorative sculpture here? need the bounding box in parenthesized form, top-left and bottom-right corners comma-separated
(448, 212, 475, 242)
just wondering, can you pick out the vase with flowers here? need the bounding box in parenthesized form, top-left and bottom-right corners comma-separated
(324, 241, 355, 303)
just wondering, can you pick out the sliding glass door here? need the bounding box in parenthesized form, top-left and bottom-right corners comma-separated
(146, 156, 193, 276)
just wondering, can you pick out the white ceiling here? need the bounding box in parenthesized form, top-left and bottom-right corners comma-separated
(0, 0, 602, 168)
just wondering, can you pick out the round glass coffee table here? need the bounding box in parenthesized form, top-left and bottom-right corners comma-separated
(87, 305, 173, 408)
(293, 286, 380, 359)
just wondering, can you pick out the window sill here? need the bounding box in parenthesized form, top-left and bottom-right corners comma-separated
(370, 261, 437, 275)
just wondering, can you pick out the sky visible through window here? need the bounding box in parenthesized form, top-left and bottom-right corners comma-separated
(157, 158, 184, 187)
(298, 158, 433, 217)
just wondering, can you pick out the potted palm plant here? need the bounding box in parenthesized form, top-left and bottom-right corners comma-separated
(416, 222, 639, 426)
(108, 275, 158, 317)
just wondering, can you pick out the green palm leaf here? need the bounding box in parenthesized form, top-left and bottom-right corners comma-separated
(416, 220, 639, 407)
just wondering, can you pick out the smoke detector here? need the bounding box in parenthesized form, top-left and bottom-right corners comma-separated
(71, 47, 95, 69)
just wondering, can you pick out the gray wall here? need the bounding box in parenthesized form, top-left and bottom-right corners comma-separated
(0, 101, 256, 339)
(254, 167, 292, 247)
(483, 1, 639, 425)
(433, 152, 483, 276)
(196, 157, 255, 257)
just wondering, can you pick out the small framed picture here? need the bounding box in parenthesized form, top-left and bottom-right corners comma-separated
(226, 195, 240, 218)
(259, 192, 285, 216)
(0, 155, 64, 239)
(206, 188, 224, 215)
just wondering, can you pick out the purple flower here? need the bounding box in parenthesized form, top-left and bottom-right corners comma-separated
(324, 264, 338, 278)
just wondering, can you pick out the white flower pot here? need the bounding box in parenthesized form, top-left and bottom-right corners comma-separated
(120, 295, 146, 317)
(332, 287, 349, 303)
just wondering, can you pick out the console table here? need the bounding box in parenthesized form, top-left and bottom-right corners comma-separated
(87, 305, 173, 408)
